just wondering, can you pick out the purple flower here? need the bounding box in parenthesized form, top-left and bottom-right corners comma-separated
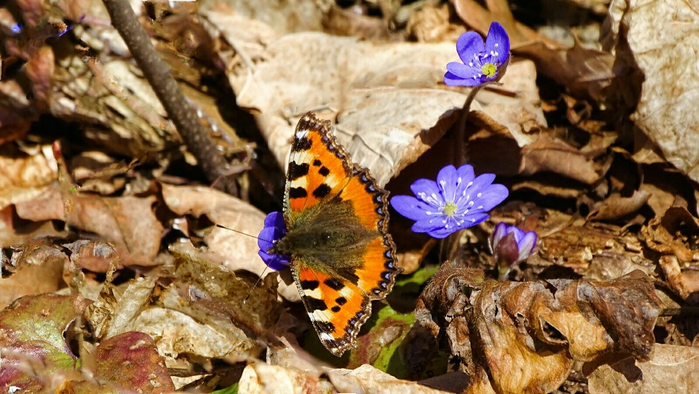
(258, 211, 290, 271)
(10, 23, 22, 35)
(391, 164, 509, 239)
(491, 222, 537, 266)
(444, 22, 510, 87)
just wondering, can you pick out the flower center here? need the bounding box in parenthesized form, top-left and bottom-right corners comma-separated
(443, 201, 458, 217)
(481, 63, 497, 78)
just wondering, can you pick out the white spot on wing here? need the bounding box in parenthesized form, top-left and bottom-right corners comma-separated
(319, 332, 335, 342)
(303, 287, 322, 299)
(289, 176, 308, 190)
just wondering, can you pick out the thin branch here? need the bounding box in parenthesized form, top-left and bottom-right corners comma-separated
(101, 0, 238, 194)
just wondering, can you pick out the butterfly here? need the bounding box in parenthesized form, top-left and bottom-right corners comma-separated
(262, 112, 401, 357)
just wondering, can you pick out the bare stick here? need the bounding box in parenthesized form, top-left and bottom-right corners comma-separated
(101, 0, 238, 195)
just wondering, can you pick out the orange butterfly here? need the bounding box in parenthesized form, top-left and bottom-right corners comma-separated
(258, 112, 401, 356)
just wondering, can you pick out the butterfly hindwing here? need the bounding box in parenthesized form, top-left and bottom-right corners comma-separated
(279, 112, 401, 356)
(293, 267, 370, 356)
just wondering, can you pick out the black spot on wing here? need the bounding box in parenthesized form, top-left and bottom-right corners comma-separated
(288, 162, 309, 180)
(305, 297, 328, 312)
(331, 306, 341, 313)
(289, 187, 308, 199)
(313, 159, 322, 166)
(335, 297, 347, 305)
(294, 137, 312, 151)
(300, 280, 319, 290)
(319, 166, 330, 177)
(312, 183, 332, 198)
(324, 278, 344, 291)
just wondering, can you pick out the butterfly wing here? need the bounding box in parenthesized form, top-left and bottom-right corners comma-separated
(284, 112, 400, 356)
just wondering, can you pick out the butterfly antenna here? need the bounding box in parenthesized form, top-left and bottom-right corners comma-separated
(244, 265, 270, 304)
(215, 224, 268, 242)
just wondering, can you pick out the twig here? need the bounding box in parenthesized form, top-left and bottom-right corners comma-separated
(101, 0, 238, 195)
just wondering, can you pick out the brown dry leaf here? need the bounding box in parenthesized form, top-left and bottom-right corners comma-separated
(406, 3, 465, 43)
(203, 7, 545, 186)
(0, 244, 67, 308)
(327, 364, 451, 394)
(14, 183, 162, 266)
(586, 189, 651, 221)
(535, 223, 652, 276)
(413, 263, 662, 393)
(0, 80, 36, 144)
(641, 207, 699, 264)
(587, 344, 699, 393)
(23, 46, 54, 113)
(607, 0, 699, 183)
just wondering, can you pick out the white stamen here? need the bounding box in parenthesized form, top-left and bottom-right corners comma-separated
(495, 43, 499, 48)
(469, 62, 474, 67)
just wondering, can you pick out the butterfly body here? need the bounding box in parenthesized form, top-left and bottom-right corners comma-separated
(272, 112, 400, 356)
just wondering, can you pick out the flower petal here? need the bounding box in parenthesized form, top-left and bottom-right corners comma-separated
(492, 222, 509, 247)
(453, 164, 476, 201)
(391, 195, 435, 221)
(444, 71, 483, 87)
(258, 249, 290, 271)
(517, 231, 538, 262)
(456, 31, 485, 65)
(258, 212, 285, 253)
(446, 62, 480, 79)
(436, 165, 458, 202)
(475, 184, 509, 212)
(410, 179, 444, 207)
(484, 22, 510, 65)
(458, 212, 490, 228)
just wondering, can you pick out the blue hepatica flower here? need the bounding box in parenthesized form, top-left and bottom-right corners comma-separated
(491, 222, 537, 266)
(258, 211, 290, 271)
(444, 22, 510, 87)
(391, 164, 509, 239)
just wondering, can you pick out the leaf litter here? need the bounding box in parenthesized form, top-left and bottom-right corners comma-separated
(1, 0, 699, 392)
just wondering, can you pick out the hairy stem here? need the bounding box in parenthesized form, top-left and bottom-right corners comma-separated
(455, 85, 483, 166)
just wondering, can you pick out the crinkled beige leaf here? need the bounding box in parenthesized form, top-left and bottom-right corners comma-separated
(161, 184, 263, 274)
(328, 364, 451, 394)
(239, 362, 334, 394)
(609, 0, 699, 182)
(588, 344, 699, 393)
(204, 11, 545, 186)
(0, 144, 57, 210)
(199, 0, 327, 35)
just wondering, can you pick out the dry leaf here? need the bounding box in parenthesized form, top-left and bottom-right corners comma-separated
(608, 0, 699, 183)
(328, 364, 451, 394)
(587, 344, 699, 393)
(14, 184, 163, 266)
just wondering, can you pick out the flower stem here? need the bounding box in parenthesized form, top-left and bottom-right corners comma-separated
(455, 85, 484, 166)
